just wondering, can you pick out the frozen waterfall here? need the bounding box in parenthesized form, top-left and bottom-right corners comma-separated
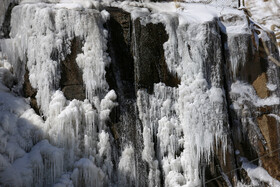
(0, 0, 280, 187)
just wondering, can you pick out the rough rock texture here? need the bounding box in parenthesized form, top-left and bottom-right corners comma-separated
(253, 70, 280, 181)
(0, 0, 18, 38)
(258, 115, 280, 180)
(133, 19, 180, 94)
(59, 37, 85, 101)
(223, 12, 280, 183)
(105, 7, 279, 187)
(252, 73, 269, 99)
(0, 2, 279, 187)
(23, 36, 86, 114)
(105, 7, 149, 186)
(23, 68, 40, 114)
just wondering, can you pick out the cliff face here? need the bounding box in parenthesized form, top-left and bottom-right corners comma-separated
(0, 1, 279, 187)
(245, 0, 280, 50)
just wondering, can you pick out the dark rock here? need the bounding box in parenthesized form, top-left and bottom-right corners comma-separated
(62, 85, 85, 101)
(105, 7, 135, 99)
(0, 2, 18, 38)
(222, 16, 280, 183)
(105, 7, 149, 186)
(133, 18, 180, 94)
(59, 37, 85, 101)
(23, 68, 40, 115)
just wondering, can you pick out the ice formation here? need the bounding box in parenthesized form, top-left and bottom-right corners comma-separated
(0, 0, 279, 187)
(133, 4, 232, 186)
(0, 1, 116, 186)
(118, 146, 136, 186)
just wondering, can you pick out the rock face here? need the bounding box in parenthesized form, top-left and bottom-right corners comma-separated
(104, 5, 280, 186)
(105, 7, 149, 186)
(133, 18, 180, 93)
(0, 1, 279, 187)
(246, 0, 280, 50)
(59, 37, 85, 101)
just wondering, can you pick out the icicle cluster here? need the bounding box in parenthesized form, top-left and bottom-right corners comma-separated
(0, 2, 117, 186)
(1, 3, 110, 114)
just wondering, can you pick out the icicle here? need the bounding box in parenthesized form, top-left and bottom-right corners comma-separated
(72, 158, 107, 187)
(118, 146, 136, 187)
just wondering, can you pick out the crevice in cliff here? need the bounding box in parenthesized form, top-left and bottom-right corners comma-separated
(219, 26, 241, 185)
(0, 2, 18, 39)
(104, 7, 135, 145)
(105, 7, 149, 186)
(105, 7, 135, 100)
(23, 67, 40, 115)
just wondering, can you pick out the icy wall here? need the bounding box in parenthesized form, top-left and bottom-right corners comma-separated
(0, 0, 280, 187)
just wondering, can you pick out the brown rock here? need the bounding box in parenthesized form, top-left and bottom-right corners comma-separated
(252, 72, 269, 99)
(62, 85, 85, 101)
(257, 115, 280, 180)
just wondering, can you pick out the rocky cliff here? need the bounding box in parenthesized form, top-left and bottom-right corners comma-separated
(0, 1, 279, 187)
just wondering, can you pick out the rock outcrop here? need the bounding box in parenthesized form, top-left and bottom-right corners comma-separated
(0, 1, 279, 187)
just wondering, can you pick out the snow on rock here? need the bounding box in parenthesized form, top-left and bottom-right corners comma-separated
(54, 173, 74, 187)
(130, 3, 230, 186)
(231, 81, 280, 108)
(246, 0, 280, 51)
(0, 52, 65, 187)
(0, 2, 110, 115)
(0, 0, 279, 186)
(241, 157, 280, 186)
(266, 83, 277, 92)
(45, 90, 116, 181)
(0, 2, 118, 186)
(230, 80, 280, 151)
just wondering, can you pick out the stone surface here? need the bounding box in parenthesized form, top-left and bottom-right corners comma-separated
(23, 68, 40, 115)
(105, 7, 135, 98)
(59, 37, 85, 101)
(0, 1, 18, 38)
(258, 115, 280, 180)
(221, 9, 280, 185)
(22, 36, 85, 114)
(253, 72, 269, 99)
(1, 3, 280, 186)
(104, 7, 280, 186)
(133, 18, 180, 94)
(105, 7, 149, 186)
